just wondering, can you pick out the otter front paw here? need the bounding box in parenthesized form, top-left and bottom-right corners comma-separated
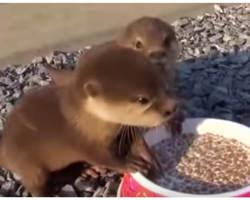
(124, 155, 152, 175)
(165, 110, 184, 136)
(81, 166, 108, 178)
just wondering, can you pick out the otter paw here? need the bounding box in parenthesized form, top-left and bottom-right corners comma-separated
(165, 110, 184, 136)
(125, 155, 152, 175)
(81, 166, 108, 178)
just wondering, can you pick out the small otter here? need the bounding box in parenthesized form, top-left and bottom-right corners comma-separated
(0, 44, 177, 196)
(46, 16, 179, 87)
(44, 17, 182, 183)
(117, 16, 179, 85)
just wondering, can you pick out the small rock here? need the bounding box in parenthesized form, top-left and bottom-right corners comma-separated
(209, 33, 223, 43)
(178, 63, 192, 75)
(23, 86, 33, 93)
(237, 65, 250, 77)
(190, 97, 203, 108)
(8, 81, 20, 90)
(45, 54, 54, 64)
(236, 52, 249, 64)
(15, 67, 27, 75)
(57, 53, 68, 65)
(82, 191, 93, 197)
(102, 181, 119, 197)
(4, 102, 14, 114)
(204, 68, 218, 73)
(172, 20, 180, 27)
(192, 82, 211, 96)
(0, 119, 3, 131)
(197, 15, 204, 21)
(180, 18, 189, 28)
(208, 86, 228, 109)
(223, 34, 231, 42)
(193, 48, 200, 57)
(15, 186, 29, 197)
(0, 174, 5, 183)
(189, 107, 208, 118)
(32, 57, 44, 64)
(12, 173, 21, 181)
(74, 177, 86, 190)
(60, 184, 77, 197)
(194, 26, 205, 33)
(0, 77, 11, 86)
(214, 4, 224, 13)
(12, 90, 22, 101)
(191, 62, 206, 70)
(239, 91, 250, 104)
(93, 186, 105, 197)
(0, 181, 14, 196)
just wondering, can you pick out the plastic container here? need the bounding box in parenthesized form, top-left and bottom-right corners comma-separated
(117, 118, 250, 197)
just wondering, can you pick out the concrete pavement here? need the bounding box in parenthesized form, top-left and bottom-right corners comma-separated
(0, 3, 237, 66)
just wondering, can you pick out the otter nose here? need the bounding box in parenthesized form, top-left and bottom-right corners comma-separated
(163, 101, 178, 118)
(164, 105, 177, 118)
(149, 50, 166, 59)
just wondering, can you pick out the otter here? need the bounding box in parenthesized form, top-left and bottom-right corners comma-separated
(0, 44, 177, 197)
(43, 16, 182, 184)
(46, 16, 179, 87)
(117, 16, 179, 85)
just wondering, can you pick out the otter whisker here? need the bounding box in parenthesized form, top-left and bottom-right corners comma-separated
(118, 126, 126, 156)
(135, 126, 140, 140)
(128, 126, 134, 147)
(131, 126, 137, 144)
(117, 127, 122, 156)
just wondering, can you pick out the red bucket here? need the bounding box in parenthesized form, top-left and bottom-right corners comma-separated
(119, 173, 164, 197)
(117, 118, 250, 197)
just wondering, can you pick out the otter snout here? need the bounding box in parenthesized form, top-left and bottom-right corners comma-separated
(162, 98, 178, 119)
(149, 50, 166, 60)
(163, 104, 177, 118)
(148, 49, 167, 67)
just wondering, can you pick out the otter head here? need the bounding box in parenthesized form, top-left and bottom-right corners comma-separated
(117, 17, 179, 75)
(72, 44, 178, 127)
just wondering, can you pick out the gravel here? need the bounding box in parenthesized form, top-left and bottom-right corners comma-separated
(1, 3, 250, 197)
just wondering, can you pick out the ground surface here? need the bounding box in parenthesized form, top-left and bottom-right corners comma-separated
(0, 3, 236, 66)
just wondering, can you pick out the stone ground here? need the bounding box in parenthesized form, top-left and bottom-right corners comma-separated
(1, 3, 250, 197)
(0, 3, 236, 66)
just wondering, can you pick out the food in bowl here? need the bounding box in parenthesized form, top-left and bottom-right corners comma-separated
(151, 132, 250, 194)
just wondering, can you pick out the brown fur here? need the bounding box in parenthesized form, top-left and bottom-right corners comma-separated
(0, 44, 177, 196)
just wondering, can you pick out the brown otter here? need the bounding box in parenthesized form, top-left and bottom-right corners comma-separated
(45, 16, 182, 134)
(117, 16, 179, 85)
(0, 44, 177, 197)
(46, 16, 179, 87)
(43, 16, 182, 184)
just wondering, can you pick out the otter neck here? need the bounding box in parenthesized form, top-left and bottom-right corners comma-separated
(59, 84, 121, 145)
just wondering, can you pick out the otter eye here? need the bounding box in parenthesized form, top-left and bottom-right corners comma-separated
(137, 97, 149, 105)
(135, 41, 143, 49)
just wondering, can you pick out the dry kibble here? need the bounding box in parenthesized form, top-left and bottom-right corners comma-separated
(151, 133, 250, 194)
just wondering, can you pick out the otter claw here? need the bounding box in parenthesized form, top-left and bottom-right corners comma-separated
(125, 155, 152, 175)
(81, 166, 108, 178)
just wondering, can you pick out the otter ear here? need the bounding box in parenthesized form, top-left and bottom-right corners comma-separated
(45, 64, 74, 86)
(83, 80, 101, 98)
